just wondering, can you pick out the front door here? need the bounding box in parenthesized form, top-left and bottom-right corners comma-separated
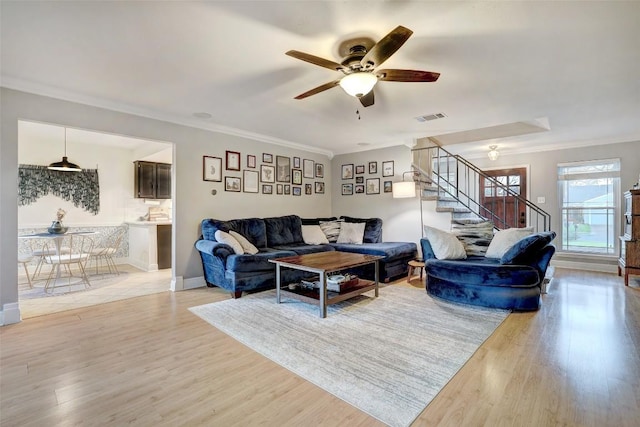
(479, 168, 527, 228)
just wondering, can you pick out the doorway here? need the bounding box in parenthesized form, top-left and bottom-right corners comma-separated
(17, 120, 174, 318)
(479, 167, 528, 228)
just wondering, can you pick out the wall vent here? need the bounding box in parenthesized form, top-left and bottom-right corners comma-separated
(415, 112, 447, 122)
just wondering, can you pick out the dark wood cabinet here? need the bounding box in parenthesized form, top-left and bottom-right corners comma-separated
(157, 224, 172, 269)
(134, 161, 171, 199)
(618, 189, 640, 286)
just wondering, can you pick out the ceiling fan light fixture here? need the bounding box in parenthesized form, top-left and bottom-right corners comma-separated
(48, 128, 82, 172)
(488, 145, 500, 161)
(339, 72, 378, 98)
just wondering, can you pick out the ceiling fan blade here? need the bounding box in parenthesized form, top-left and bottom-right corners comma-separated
(360, 26, 413, 70)
(286, 50, 345, 72)
(359, 90, 375, 108)
(376, 69, 440, 82)
(294, 80, 341, 99)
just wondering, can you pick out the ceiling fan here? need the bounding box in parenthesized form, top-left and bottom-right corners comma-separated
(286, 25, 440, 108)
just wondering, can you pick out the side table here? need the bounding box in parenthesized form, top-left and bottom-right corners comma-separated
(407, 259, 425, 280)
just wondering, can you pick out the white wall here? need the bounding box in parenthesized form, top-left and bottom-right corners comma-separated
(1, 88, 332, 324)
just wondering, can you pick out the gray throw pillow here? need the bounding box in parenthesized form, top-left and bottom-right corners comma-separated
(451, 220, 494, 257)
(319, 219, 343, 243)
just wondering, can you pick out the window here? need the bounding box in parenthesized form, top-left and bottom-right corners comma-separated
(558, 159, 620, 254)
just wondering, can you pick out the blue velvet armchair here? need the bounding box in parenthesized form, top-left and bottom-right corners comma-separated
(421, 231, 556, 311)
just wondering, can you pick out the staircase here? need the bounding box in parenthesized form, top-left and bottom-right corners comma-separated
(411, 140, 551, 233)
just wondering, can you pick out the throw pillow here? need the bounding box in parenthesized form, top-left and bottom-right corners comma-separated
(423, 225, 467, 260)
(336, 222, 366, 244)
(302, 225, 330, 245)
(501, 231, 556, 265)
(214, 230, 244, 255)
(229, 230, 259, 255)
(485, 227, 534, 259)
(319, 219, 343, 243)
(451, 220, 494, 256)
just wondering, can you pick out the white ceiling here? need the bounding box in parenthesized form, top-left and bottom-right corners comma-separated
(2, 1, 639, 158)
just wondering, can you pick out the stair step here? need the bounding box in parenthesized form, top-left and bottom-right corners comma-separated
(452, 211, 481, 220)
(436, 206, 471, 213)
(437, 199, 461, 207)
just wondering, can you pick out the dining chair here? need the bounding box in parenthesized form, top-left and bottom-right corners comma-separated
(18, 254, 34, 288)
(43, 234, 95, 292)
(89, 226, 126, 275)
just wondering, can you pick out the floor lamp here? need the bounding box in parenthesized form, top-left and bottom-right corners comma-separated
(393, 171, 423, 237)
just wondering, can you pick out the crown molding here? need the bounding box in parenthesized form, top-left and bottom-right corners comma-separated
(1, 76, 334, 159)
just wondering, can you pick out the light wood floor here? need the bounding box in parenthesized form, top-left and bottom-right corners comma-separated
(18, 264, 171, 319)
(1, 269, 639, 426)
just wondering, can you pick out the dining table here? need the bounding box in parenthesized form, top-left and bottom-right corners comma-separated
(18, 231, 98, 287)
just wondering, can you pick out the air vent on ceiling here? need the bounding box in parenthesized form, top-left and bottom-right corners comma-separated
(415, 112, 447, 122)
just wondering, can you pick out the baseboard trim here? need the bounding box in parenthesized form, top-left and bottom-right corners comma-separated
(550, 259, 617, 274)
(183, 276, 206, 290)
(1, 302, 21, 326)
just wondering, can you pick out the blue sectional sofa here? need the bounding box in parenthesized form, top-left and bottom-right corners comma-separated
(196, 215, 417, 298)
(420, 231, 556, 311)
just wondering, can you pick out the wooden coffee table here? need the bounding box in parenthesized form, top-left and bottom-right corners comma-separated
(269, 251, 383, 318)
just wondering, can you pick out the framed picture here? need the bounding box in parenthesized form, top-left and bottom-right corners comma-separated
(276, 184, 283, 195)
(315, 163, 324, 178)
(247, 154, 256, 169)
(342, 164, 354, 180)
(262, 153, 273, 163)
(355, 165, 365, 175)
(355, 184, 365, 194)
(260, 164, 275, 183)
(384, 180, 393, 193)
(315, 181, 324, 194)
(305, 183, 312, 195)
(342, 183, 353, 195)
(292, 169, 302, 185)
(368, 161, 378, 174)
(276, 156, 291, 182)
(303, 159, 315, 179)
(382, 161, 394, 177)
(366, 178, 380, 194)
(225, 176, 241, 192)
(226, 150, 241, 171)
(355, 176, 364, 184)
(284, 184, 291, 195)
(293, 186, 301, 196)
(243, 170, 259, 193)
(203, 156, 222, 182)
(293, 157, 301, 169)
(262, 184, 273, 194)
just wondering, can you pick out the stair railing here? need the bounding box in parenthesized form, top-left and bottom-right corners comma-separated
(412, 144, 551, 232)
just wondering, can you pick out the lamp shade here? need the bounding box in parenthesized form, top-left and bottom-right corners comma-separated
(339, 72, 378, 97)
(392, 181, 416, 198)
(48, 128, 82, 172)
(48, 156, 82, 172)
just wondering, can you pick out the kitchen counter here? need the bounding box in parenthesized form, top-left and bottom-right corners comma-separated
(127, 221, 172, 271)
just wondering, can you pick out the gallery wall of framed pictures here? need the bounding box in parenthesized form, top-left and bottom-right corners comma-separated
(202, 148, 401, 199)
(339, 158, 396, 196)
(202, 152, 326, 197)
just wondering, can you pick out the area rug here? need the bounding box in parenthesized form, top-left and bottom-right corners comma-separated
(189, 286, 509, 427)
(19, 271, 132, 299)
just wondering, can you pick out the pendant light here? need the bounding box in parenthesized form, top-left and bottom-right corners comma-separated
(487, 145, 500, 161)
(48, 127, 82, 172)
